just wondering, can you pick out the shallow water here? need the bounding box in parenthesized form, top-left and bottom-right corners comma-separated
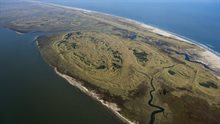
(0, 28, 121, 124)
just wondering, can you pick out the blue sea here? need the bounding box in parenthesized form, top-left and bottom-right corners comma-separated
(40, 0, 220, 53)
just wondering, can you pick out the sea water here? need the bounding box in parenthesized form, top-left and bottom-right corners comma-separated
(0, 28, 121, 124)
(40, 0, 220, 53)
(1, 0, 220, 123)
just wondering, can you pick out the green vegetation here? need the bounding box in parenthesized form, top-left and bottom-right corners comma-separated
(132, 49, 148, 62)
(2, 1, 220, 123)
(38, 31, 220, 124)
(199, 81, 218, 89)
(168, 70, 176, 75)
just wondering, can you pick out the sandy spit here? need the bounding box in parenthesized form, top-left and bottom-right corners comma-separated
(32, 0, 220, 121)
(54, 68, 137, 124)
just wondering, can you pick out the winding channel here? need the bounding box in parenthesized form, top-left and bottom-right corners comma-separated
(148, 78, 165, 124)
(147, 50, 214, 124)
(169, 49, 212, 70)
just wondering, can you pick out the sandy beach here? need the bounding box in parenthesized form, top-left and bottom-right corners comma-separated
(54, 68, 136, 124)
(33, 0, 220, 122)
(138, 23, 220, 75)
(199, 50, 220, 72)
(37, 0, 220, 75)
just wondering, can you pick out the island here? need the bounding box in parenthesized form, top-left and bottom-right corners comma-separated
(1, 0, 220, 124)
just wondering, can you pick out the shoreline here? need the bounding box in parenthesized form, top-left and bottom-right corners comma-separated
(33, 0, 220, 55)
(35, 38, 136, 124)
(54, 68, 136, 124)
(3, 1, 220, 123)
(30, 0, 220, 74)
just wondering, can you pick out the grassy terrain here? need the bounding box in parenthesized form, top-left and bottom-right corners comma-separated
(1, 0, 220, 123)
(38, 31, 220, 123)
